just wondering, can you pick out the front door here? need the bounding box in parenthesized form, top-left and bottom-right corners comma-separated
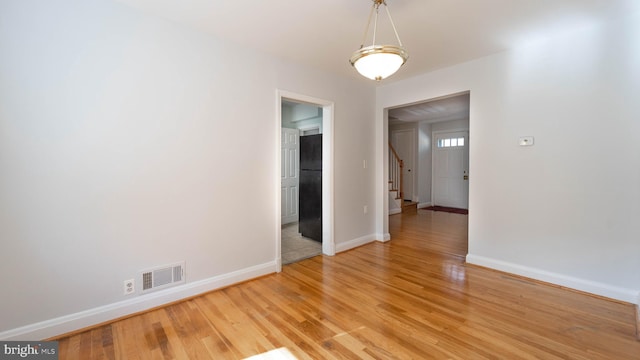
(433, 131, 469, 209)
(281, 128, 299, 224)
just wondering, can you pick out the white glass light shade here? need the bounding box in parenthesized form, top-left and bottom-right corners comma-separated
(350, 45, 408, 81)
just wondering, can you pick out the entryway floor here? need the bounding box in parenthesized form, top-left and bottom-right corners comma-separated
(281, 222, 322, 264)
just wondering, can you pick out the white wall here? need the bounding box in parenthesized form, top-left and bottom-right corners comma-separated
(376, 11, 640, 304)
(431, 119, 469, 132)
(0, 0, 376, 339)
(417, 121, 432, 207)
(282, 103, 323, 133)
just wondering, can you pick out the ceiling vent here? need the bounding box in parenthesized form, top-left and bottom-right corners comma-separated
(140, 261, 185, 293)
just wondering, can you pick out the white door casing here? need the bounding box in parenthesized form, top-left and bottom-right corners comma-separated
(432, 130, 469, 209)
(281, 128, 300, 225)
(276, 89, 335, 273)
(391, 129, 415, 202)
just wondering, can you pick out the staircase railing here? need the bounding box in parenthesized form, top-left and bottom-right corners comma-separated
(389, 142, 404, 201)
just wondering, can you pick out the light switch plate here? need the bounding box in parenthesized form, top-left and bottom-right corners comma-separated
(519, 136, 534, 146)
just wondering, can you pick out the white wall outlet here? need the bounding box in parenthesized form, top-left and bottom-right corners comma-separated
(364, 205, 368, 214)
(124, 279, 135, 295)
(363, 160, 367, 169)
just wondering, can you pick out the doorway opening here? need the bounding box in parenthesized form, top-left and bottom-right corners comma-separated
(386, 91, 470, 256)
(276, 90, 334, 271)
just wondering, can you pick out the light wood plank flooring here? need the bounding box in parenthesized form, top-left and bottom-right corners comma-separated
(55, 210, 640, 359)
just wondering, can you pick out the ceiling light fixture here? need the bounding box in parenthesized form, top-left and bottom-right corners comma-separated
(350, 0, 408, 81)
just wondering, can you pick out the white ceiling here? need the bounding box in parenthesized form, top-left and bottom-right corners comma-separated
(389, 92, 470, 124)
(113, 0, 634, 124)
(114, 0, 635, 84)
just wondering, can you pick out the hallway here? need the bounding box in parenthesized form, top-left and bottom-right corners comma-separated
(389, 208, 468, 257)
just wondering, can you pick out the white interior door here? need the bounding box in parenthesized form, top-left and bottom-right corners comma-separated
(281, 128, 299, 224)
(433, 131, 469, 209)
(392, 129, 415, 201)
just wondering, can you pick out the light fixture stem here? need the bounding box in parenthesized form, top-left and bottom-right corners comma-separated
(384, 3, 403, 46)
(359, 3, 376, 48)
(372, 4, 379, 46)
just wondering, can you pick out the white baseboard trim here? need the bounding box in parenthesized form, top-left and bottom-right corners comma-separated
(466, 254, 640, 304)
(373, 233, 391, 242)
(336, 234, 377, 253)
(418, 202, 432, 209)
(0, 261, 278, 341)
(389, 208, 402, 215)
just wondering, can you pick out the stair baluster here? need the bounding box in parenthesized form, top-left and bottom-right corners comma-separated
(389, 142, 404, 201)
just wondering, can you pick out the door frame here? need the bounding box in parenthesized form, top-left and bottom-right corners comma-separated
(378, 91, 471, 241)
(276, 90, 335, 272)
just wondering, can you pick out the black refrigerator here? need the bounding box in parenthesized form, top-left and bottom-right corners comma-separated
(299, 134, 322, 242)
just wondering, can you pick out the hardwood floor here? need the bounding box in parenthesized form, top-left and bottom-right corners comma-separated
(55, 210, 640, 359)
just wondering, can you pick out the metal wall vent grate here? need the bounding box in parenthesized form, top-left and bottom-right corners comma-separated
(140, 261, 185, 293)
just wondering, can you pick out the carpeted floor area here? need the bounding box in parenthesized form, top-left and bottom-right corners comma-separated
(281, 222, 322, 264)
